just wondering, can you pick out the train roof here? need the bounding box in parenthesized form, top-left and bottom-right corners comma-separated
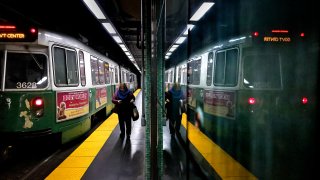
(36, 29, 117, 65)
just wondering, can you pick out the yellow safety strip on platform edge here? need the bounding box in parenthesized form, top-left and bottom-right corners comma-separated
(181, 113, 258, 180)
(46, 89, 141, 180)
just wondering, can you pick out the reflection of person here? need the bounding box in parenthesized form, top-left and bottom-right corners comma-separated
(57, 102, 67, 120)
(165, 83, 185, 136)
(112, 83, 135, 139)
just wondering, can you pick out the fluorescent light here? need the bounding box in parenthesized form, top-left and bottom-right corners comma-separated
(165, 56, 169, 59)
(190, 2, 214, 21)
(172, 45, 179, 48)
(169, 47, 177, 52)
(102, 23, 116, 34)
(183, 24, 195, 35)
(166, 52, 172, 56)
(121, 46, 128, 52)
(112, 36, 122, 43)
(119, 44, 125, 48)
(175, 37, 187, 44)
(125, 52, 130, 56)
(83, 0, 106, 19)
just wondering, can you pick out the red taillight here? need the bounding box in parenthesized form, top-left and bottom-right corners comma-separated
(301, 97, 308, 104)
(300, 32, 305, 37)
(30, 28, 37, 34)
(248, 97, 256, 105)
(33, 98, 44, 107)
(253, 32, 259, 37)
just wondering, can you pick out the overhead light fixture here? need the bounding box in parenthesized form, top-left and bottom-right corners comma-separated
(166, 52, 172, 56)
(172, 45, 179, 48)
(112, 36, 122, 43)
(121, 46, 128, 52)
(175, 37, 187, 44)
(169, 47, 177, 52)
(102, 23, 116, 34)
(83, 0, 106, 19)
(190, 2, 214, 21)
(183, 24, 195, 35)
(83, 0, 140, 70)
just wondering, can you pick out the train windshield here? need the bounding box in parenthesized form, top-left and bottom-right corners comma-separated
(243, 54, 281, 89)
(5, 52, 48, 89)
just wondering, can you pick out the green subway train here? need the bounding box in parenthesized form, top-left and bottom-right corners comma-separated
(165, 30, 318, 179)
(0, 25, 137, 158)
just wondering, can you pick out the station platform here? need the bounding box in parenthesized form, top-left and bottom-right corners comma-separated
(45, 89, 204, 180)
(45, 89, 257, 180)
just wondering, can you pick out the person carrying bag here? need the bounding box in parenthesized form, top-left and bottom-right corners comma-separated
(131, 103, 139, 121)
(112, 83, 135, 139)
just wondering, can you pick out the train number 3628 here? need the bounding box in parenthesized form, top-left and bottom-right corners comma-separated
(16, 82, 37, 89)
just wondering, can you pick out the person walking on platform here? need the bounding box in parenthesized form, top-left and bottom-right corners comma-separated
(112, 83, 135, 139)
(165, 83, 185, 136)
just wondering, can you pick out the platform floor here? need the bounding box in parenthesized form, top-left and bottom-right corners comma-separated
(163, 120, 206, 180)
(46, 90, 206, 179)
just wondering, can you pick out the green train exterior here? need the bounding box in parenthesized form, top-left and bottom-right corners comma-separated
(0, 28, 121, 146)
(166, 32, 318, 179)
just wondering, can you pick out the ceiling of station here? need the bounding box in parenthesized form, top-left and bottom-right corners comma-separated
(0, 0, 144, 74)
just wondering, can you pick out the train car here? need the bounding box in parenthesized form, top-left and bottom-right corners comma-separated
(164, 66, 175, 91)
(168, 30, 318, 178)
(120, 66, 137, 92)
(0, 25, 136, 157)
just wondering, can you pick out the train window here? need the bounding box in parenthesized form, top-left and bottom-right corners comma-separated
(53, 47, 78, 86)
(98, 60, 105, 84)
(188, 57, 202, 85)
(121, 70, 125, 82)
(66, 50, 78, 85)
(225, 49, 238, 85)
(206, 52, 214, 86)
(115, 67, 119, 83)
(104, 62, 110, 84)
(165, 72, 168, 83)
(126, 72, 130, 83)
(178, 67, 182, 83)
(214, 52, 225, 85)
(54, 47, 67, 85)
(182, 67, 187, 84)
(5, 52, 47, 89)
(79, 51, 86, 86)
(90, 56, 99, 85)
(109, 67, 114, 84)
(214, 49, 238, 87)
(187, 62, 193, 84)
(243, 54, 281, 89)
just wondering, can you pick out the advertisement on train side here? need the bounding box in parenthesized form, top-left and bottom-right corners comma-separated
(96, 87, 107, 109)
(203, 90, 236, 119)
(56, 90, 89, 122)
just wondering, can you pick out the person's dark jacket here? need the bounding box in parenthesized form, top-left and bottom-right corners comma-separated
(112, 89, 135, 117)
